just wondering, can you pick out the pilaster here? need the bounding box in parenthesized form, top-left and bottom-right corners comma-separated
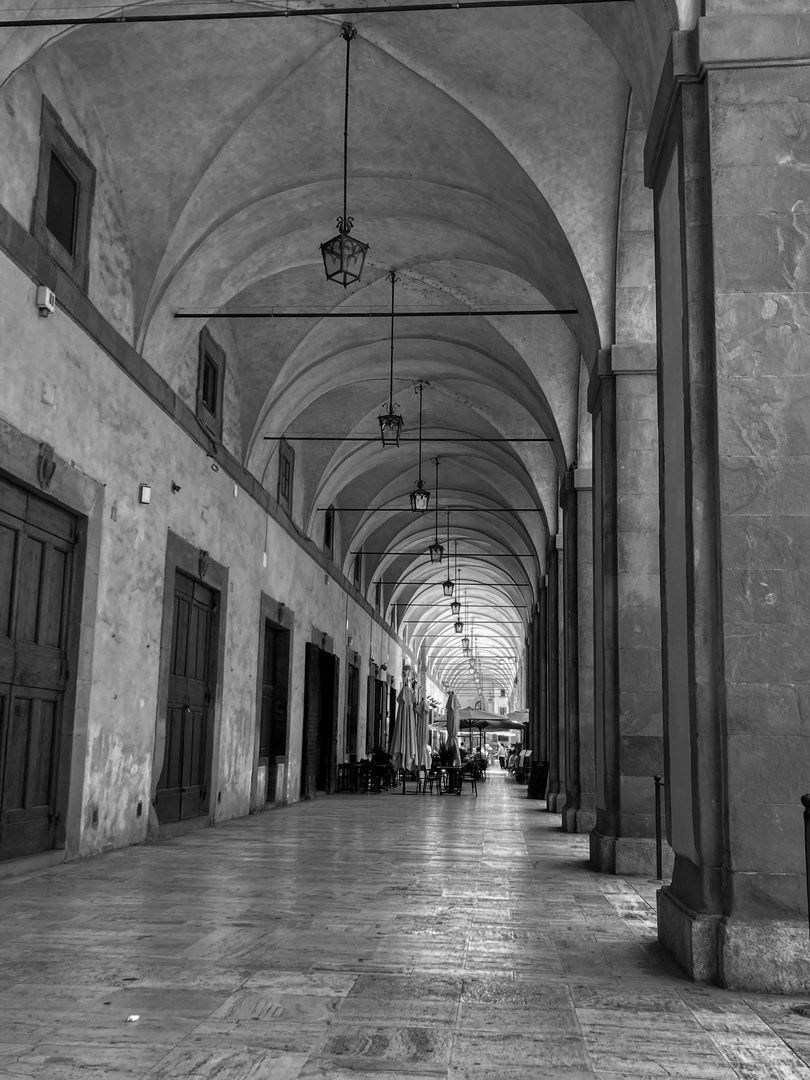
(648, 15, 810, 991)
(562, 467, 596, 834)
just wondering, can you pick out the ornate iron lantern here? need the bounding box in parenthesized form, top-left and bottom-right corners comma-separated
(378, 270, 403, 445)
(428, 458, 443, 563)
(442, 522, 454, 595)
(321, 25, 368, 287)
(409, 381, 429, 511)
(450, 541, 461, 612)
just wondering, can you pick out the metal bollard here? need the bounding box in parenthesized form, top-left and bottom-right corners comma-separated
(802, 795, 810, 939)
(654, 774, 664, 881)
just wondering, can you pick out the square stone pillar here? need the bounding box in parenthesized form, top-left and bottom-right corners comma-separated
(589, 349, 665, 876)
(562, 468, 596, 833)
(546, 541, 562, 810)
(647, 14, 810, 991)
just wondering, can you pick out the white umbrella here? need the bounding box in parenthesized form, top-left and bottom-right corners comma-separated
(389, 685, 418, 773)
(415, 697, 432, 770)
(445, 691, 462, 766)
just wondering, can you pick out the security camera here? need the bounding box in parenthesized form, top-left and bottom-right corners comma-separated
(36, 285, 56, 317)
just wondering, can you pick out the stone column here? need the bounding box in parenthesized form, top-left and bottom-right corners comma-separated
(546, 541, 561, 809)
(648, 14, 810, 991)
(562, 468, 596, 833)
(589, 348, 665, 875)
(536, 583, 549, 762)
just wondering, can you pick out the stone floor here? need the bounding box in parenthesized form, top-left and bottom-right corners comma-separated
(2, 770, 810, 1079)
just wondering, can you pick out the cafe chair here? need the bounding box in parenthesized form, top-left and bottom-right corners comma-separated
(459, 766, 478, 796)
(402, 766, 429, 794)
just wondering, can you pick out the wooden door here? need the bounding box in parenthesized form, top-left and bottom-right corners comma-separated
(345, 663, 359, 758)
(316, 651, 339, 792)
(301, 642, 320, 799)
(0, 477, 75, 860)
(156, 571, 215, 823)
(259, 623, 290, 761)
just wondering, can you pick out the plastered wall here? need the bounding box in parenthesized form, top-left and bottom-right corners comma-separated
(0, 247, 408, 858)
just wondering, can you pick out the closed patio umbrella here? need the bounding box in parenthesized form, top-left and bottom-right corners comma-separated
(389, 684, 418, 774)
(445, 691, 462, 766)
(415, 697, 432, 769)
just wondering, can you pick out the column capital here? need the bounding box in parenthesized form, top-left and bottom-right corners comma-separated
(698, 14, 810, 72)
(610, 343, 656, 374)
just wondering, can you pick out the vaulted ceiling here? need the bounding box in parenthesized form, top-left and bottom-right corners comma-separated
(0, 0, 676, 695)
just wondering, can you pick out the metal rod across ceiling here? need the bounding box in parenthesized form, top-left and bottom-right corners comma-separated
(177, 307, 576, 318)
(318, 506, 545, 512)
(265, 436, 552, 442)
(0, 0, 630, 27)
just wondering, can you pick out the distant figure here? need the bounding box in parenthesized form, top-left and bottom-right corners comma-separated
(499, 746, 507, 770)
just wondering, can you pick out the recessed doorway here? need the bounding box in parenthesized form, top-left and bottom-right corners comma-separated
(0, 477, 76, 860)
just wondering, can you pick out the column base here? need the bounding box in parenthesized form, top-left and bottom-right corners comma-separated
(546, 792, 565, 813)
(657, 886, 810, 992)
(562, 806, 596, 833)
(589, 830, 675, 877)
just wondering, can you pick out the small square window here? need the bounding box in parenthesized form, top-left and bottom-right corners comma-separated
(278, 439, 294, 514)
(45, 152, 78, 254)
(32, 99, 95, 290)
(323, 506, 335, 559)
(197, 327, 225, 441)
(201, 354, 219, 415)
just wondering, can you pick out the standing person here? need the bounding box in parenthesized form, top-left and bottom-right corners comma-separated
(498, 744, 507, 770)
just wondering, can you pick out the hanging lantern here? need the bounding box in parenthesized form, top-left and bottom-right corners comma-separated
(443, 577, 454, 597)
(409, 381, 429, 511)
(321, 25, 368, 287)
(321, 228, 368, 288)
(428, 458, 443, 562)
(454, 619, 463, 634)
(377, 271, 403, 446)
(451, 597, 461, 616)
(378, 411, 403, 446)
(409, 478, 429, 513)
(462, 634, 469, 653)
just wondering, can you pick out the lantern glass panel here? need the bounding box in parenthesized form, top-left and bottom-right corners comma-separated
(409, 485, 430, 513)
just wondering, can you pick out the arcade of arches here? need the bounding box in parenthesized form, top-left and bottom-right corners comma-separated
(0, 0, 808, 994)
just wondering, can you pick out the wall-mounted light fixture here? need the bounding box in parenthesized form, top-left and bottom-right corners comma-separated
(138, 484, 152, 504)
